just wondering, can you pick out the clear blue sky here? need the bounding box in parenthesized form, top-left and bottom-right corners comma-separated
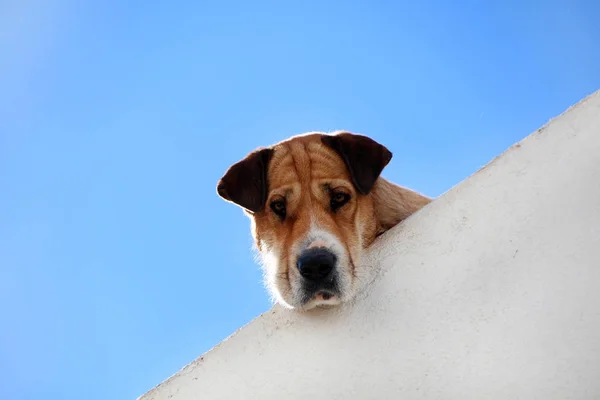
(1, 1, 598, 399)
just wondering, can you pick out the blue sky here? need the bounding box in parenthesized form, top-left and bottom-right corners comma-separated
(1, 1, 598, 399)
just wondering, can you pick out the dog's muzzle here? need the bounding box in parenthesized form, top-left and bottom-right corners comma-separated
(296, 247, 339, 302)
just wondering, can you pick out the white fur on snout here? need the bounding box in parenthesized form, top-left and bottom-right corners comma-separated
(301, 226, 347, 261)
(257, 240, 294, 309)
(290, 225, 353, 308)
(258, 225, 356, 310)
(306, 240, 329, 249)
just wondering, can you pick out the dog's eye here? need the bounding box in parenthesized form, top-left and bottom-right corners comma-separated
(330, 191, 350, 211)
(270, 199, 286, 219)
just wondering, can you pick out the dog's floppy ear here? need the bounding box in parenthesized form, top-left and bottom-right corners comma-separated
(217, 148, 274, 213)
(321, 132, 392, 195)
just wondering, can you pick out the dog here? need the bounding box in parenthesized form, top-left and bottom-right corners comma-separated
(217, 131, 431, 310)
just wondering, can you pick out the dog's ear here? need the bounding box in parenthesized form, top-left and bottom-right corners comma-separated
(217, 148, 274, 213)
(321, 132, 392, 195)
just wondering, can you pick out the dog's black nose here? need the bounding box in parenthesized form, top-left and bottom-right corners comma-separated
(297, 248, 336, 282)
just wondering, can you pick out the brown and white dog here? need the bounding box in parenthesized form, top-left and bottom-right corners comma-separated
(217, 131, 431, 310)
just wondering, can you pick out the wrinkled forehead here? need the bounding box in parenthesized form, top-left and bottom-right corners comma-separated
(267, 135, 351, 191)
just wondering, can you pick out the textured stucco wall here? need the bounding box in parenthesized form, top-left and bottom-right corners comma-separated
(140, 90, 600, 400)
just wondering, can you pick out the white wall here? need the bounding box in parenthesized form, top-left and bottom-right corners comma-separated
(140, 91, 600, 400)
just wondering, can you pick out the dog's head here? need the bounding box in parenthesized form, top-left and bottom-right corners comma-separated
(217, 131, 396, 310)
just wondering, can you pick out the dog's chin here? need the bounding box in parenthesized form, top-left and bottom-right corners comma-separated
(292, 284, 346, 310)
(272, 284, 345, 311)
(302, 291, 343, 310)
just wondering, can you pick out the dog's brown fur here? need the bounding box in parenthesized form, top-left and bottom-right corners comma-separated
(217, 131, 431, 310)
